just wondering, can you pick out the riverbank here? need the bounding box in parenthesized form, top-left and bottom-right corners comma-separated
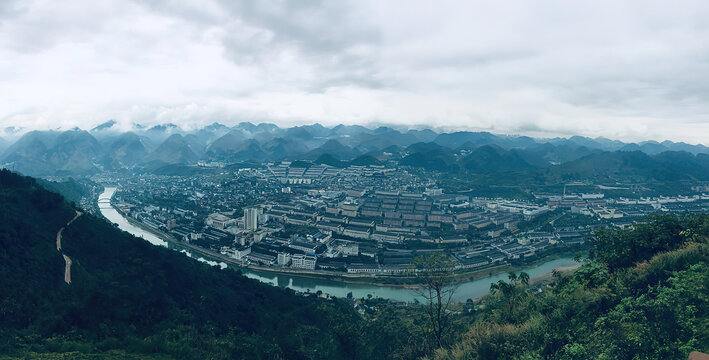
(447, 250, 584, 285)
(529, 264, 581, 284)
(116, 206, 583, 288)
(98, 187, 581, 302)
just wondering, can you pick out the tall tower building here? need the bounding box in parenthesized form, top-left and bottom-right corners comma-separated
(244, 207, 259, 231)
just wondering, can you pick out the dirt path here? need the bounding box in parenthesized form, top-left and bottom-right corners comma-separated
(67, 210, 82, 226)
(56, 210, 83, 285)
(63, 254, 72, 284)
(56, 227, 65, 251)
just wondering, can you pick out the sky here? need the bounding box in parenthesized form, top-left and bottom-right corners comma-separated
(1, 0, 709, 144)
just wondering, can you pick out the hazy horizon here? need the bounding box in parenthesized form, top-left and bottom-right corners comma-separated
(2, 1, 709, 144)
(3, 119, 708, 147)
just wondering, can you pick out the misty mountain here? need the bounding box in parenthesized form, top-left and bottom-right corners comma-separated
(234, 121, 259, 133)
(399, 142, 458, 171)
(204, 130, 248, 158)
(544, 150, 709, 181)
(519, 143, 601, 166)
(459, 145, 536, 173)
(203, 131, 272, 161)
(548, 135, 627, 152)
(0, 137, 7, 155)
(2, 131, 56, 161)
(618, 140, 709, 155)
(352, 129, 422, 153)
(661, 140, 709, 154)
(260, 137, 309, 159)
(2, 126, 24, 136)
(399, 142, 540, 174)
(433, 131, 505, 149)
(103, 132, 150, 167)
(140, 123, 182, 145)
(301, 139, 361, 161)
(2, 122, 709, 177)
(144, 134, 199, 166)
(620, 141, 670, 155)
(297, 123, 331, 137)
(193, 122, 231, 145)
(90, 119, 118, 134)
(1, 130, 102, 176)
(224, 139, 269, 161)
(235, 122, 281, 140)
(330, 124, 373, 136)
(315, 153, 346, 167)
(284, 126, 316, 141)
(183, 134, 206, 157)
(407, 128, 439, 142)
(349, 154, 382, 166)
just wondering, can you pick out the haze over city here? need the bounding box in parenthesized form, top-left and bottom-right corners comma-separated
(1, 0, 709, 144)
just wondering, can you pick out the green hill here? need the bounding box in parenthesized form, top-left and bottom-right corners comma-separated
(400, 143, 458, 171)
(314, 153, 346, 167)
(434, 214, 709, 359)
(542, 150, 709, 182)
(459, 145, 536, 173)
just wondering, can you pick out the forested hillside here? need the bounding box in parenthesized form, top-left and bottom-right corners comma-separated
(433, 214, 709, 359)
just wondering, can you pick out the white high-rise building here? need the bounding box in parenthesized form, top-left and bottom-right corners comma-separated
(277, 252, 291, 266)
(244, 207, 259, 230)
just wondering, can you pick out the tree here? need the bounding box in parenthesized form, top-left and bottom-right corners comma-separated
(589, 214, 685, 271)
(411, 252, 458, 350)
(489, 272, 530, 323)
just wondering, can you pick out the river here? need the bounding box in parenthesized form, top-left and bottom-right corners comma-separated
(98, 187, 579, 302)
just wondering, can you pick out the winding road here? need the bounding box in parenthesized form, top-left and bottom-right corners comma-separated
(56, 210, 83, 285)
(62, 254, 72, 284)
(56, 227, 65, 251)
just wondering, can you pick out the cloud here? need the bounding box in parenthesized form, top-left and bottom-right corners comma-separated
(0, 0, 708, 145)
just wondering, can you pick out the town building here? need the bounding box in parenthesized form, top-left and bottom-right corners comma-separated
(291, 254, 316, 270)
(244, 207, 261, 230)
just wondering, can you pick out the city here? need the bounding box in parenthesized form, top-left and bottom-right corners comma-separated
(92, 159, 709, 282)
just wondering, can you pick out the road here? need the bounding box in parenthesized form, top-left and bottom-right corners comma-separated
(56, 227, 65, 251)
(55, 211, 82, 251)
(67, 210, 82, 225)
(56, 210, 83, 285)
(63, 254, 72, 284)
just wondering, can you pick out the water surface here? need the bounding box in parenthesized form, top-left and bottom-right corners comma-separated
(98, 187, 578, 302)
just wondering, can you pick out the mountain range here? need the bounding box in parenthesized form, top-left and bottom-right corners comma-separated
(2, 121, 709, 180)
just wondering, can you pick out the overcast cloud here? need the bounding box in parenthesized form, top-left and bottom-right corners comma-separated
(1, 0, 708, 144)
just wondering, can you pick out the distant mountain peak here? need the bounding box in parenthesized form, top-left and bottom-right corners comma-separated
(3, 126, 23, 135)
(91, 120, 117, 132)
(236, 122, 257, 131)
(148, 123, 179, 132)
(203, 122, 228, 130)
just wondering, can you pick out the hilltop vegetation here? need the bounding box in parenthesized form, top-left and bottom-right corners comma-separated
(433, 214, 709, 359)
